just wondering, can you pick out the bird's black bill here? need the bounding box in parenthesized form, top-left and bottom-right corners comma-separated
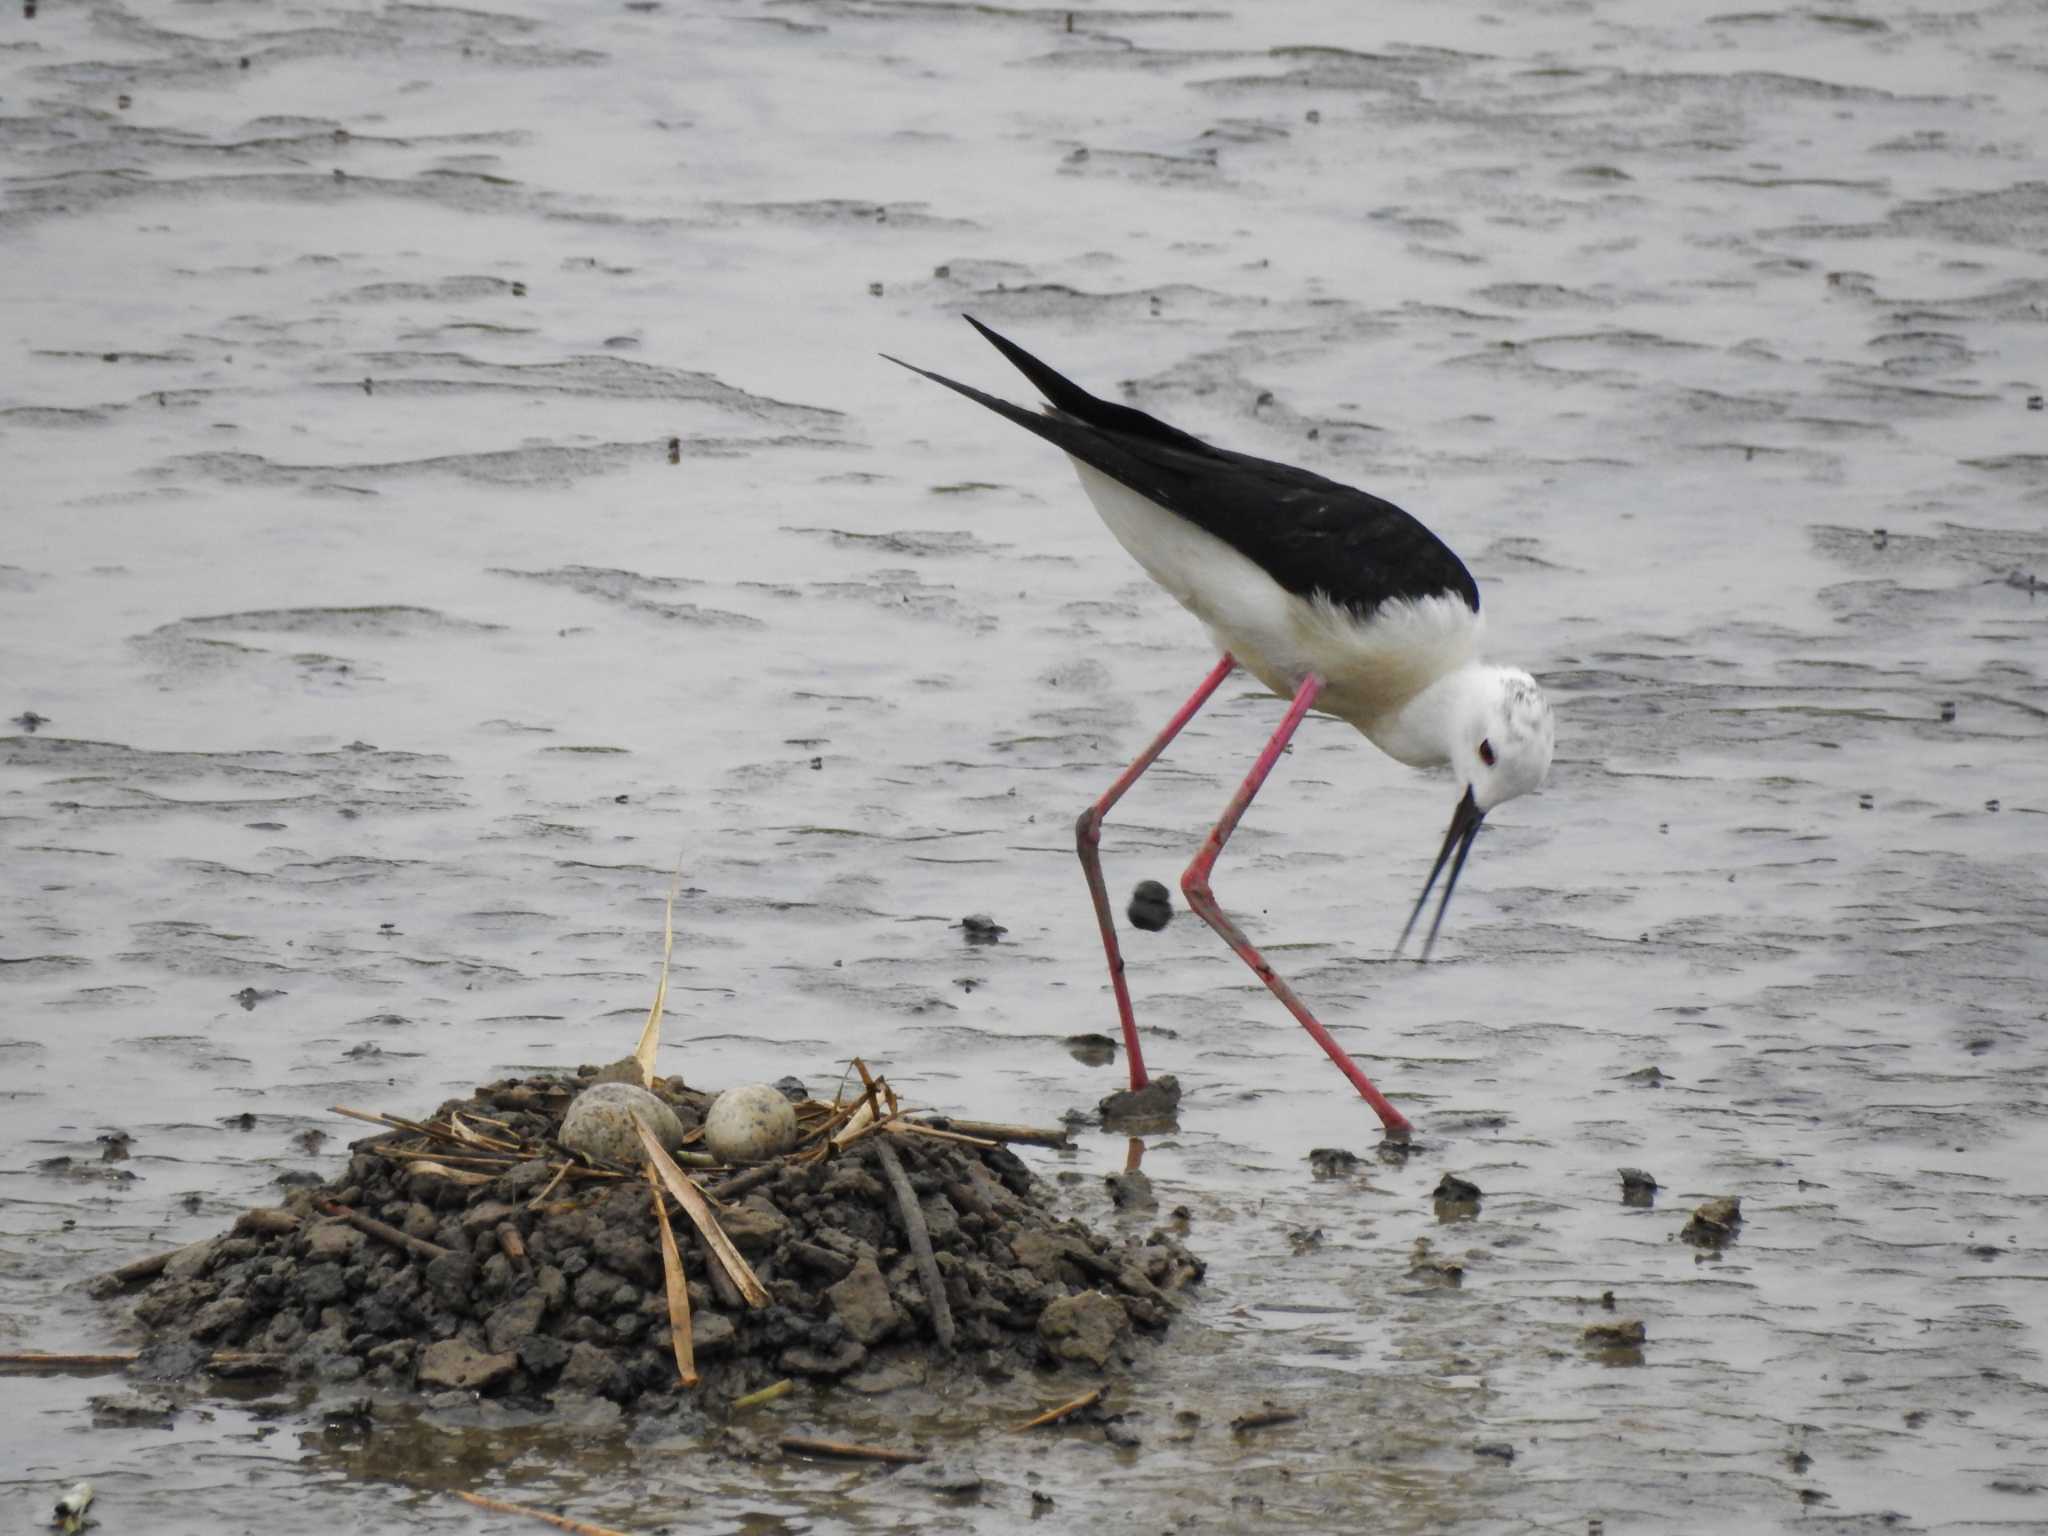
(1394, 787, 1485, 962)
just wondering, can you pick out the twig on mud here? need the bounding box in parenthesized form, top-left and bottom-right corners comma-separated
(401, 1160, 494, 1188)
(379, 1146, 521, 1171)
(645, 1162, 698, 1389)
(1015, 1385, 1105, 1431)
(874, 1138, 956, 1351)
(317, 1200, 450, 1262)
(0, 1351, 138, 1370)
(329, 1105, 487, 1151)
(634, 1119, 769, 1308)
(887, 1121, 998, 1150)
(917, 1116, 1072, 1149)
(732, 1378, 794, 1411)
(453, 1489, 643, 1536)
(0, 1349, 282, 1376)
(443, 1113, 521, 1152)
(527, 1161, 572, 1209)
(778, 1435, 927, 1465)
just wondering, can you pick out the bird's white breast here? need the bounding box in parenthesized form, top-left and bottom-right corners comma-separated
(1068, 459, 1481, 745)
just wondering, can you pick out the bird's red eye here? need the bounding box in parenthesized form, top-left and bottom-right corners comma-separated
(1478, 739, 1496, 767)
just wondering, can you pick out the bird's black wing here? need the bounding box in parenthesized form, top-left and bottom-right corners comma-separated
(886, 318, 1479, 618)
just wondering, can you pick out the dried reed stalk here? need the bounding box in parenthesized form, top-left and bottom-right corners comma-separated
(644, 1162, 697, 1388)
(633, 1120, 768, 1308)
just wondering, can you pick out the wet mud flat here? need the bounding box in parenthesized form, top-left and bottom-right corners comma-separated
(95, 1067, 1202, 1421)
(6, 0, 2048, 1530)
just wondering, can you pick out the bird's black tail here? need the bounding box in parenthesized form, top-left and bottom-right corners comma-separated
(888, 316, 1225, 462)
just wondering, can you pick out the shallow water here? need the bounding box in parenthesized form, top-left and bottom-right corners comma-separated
(4, 0, 2047, 1530)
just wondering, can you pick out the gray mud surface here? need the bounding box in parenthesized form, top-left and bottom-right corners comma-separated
(4, 0, 2047, 1532)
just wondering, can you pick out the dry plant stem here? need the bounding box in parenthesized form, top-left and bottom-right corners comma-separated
(632, 868, 681, 1088)
(496, 1224, 531, 1277)
(873, 1138, 956, 1350)
(0, 1351, 138, 1369)
(645, 1163, 698, 1389)
(887, 1122, 998, 1150)
(453, 1489, 641, 1536)
(778, 1436, 926, 1465)
(830, 1098, 880, 1150)
(703, 1252, 743, 1311)
(732, 1378, 794, 1411)
(330, 1105, 485, 1151)
(1, 1350, 280, 1374)
(852, 1058, 889, 1131)
(405, 1161, 493, 1187)
(830, 1108, 903, 1155)
(381, 1147, 518, 1170)
(1016, 1385, 1105, 1430)
(527, 1162, 572, 1209)
(919, 1118, 1072, 1149)
(317, 1201, 451, 1262)
(633, 1120, 769, 1308)
(444, 1114, 520, 1152)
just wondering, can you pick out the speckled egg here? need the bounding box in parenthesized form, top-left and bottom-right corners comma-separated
(558, 1081, 686, 1166)
(702, 1083, 799, 1163)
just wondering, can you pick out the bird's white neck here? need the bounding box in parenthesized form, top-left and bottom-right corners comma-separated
(1364, 663, 1494, 769)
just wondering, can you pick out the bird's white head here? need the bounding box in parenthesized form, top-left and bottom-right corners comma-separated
(1458, 666, 1555, 813)
(1394, 665, 1555, 961)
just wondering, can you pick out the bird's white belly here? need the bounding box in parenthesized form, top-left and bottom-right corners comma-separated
(1069, 459, 1481, 749)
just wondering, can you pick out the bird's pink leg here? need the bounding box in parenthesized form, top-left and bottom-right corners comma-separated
(1076, 652, 1238, 1091)
(1180, 673, 1413, 1139)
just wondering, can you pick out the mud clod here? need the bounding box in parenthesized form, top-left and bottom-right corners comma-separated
(1099, 1075, 1181, 1132)
(1682, 1196, 1742, 1248)
(1126, 879, 1173, 931)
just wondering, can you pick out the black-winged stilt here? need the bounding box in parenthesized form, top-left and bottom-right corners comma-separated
(890, 318, 1555, 1139)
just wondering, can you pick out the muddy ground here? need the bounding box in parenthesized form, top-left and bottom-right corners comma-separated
(4, 0, 2047, 1532)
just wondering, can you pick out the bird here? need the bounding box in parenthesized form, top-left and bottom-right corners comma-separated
(888, 317, 1555, 1140)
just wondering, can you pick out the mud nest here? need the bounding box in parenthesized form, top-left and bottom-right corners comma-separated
(105, 1068, 1204, 1410)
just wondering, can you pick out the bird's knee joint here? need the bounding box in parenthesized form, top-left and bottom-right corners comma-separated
(1180, 869, 1211, 905)
(1075, 807, 1102, 850)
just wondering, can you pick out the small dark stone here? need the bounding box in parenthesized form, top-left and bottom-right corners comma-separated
(1126, 879, 1172, 932)
(959, 913, 1007, 945)
(1618, 1168, 1658, 1208)
(1473, 1441, 1516, 1463)
(772, 1075, 808, 1102)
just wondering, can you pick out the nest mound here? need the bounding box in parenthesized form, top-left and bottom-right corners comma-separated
(107, 1068, 1204, 1409)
